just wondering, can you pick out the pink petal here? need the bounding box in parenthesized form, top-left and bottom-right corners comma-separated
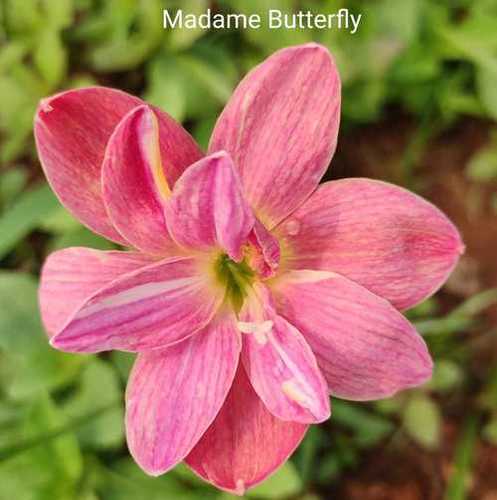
(126, 311, 241, 476)
(246, 219, 280, 279)
(239, 285, 329, 423)
(275, 178, 464, 310)
(50, 257, 223, 353)
(164, 151, 254, 261)
(272, 270, 434, 401)
(185, 366, 307, 495)
(102, 105, 202, 254)
(39, 247, 156, 338)
(209, 43, 341, 229)
(34, 87, 142, 243)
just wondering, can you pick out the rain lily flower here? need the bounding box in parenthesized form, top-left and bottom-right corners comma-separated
(35, 43, 463, 494)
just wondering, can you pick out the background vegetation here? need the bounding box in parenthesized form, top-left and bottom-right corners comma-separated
(1, 0, 497, 499)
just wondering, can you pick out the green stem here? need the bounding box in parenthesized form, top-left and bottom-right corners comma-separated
(444, 416, 479, 500)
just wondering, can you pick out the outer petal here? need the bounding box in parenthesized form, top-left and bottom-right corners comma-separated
(275, 178, 464, 310)
(185, 366, 307, 495)
(239, 285, 330, 423)
(39, 247, 156, 337)
(272, 270, 434, 401)
(126, 311, 241, 476)
(50, 257, 223, 353)
(164, 152, 254, 261)
(102, 105, 203, 254)
(209, 43, 341, 229)
(34, 87, 142, 243)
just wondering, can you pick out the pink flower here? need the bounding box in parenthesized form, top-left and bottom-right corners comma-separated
(35, 44, 463, 494)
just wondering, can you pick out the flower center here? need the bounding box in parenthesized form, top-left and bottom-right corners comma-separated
(215, 254, 255, 311)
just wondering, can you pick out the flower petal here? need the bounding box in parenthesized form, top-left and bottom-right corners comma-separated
(209, 43, 341, 229)
(102, 105, 202, 254)
(126, 311, 241, 476)
(165, 151, 254, 261)
(239, 285, 330, 424)
(50, 257, 223, 353)
(246, 219, 280, 279)
(272, 270, 434, 401)
(185, 366, 307, 495)
(34, 87, 142, 243)
(275, 178, 464, 310)
(39, 247, 156, 337)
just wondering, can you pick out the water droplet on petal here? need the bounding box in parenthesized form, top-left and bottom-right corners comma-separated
(285, 219, 300, 236)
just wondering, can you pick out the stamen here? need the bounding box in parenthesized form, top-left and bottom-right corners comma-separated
(281, 378, 313, 409)
(237, 320, 273, 344)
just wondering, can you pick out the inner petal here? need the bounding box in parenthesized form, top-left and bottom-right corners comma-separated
(245, 219, 281, 279)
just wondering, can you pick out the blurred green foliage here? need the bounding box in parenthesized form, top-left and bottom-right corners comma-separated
(1, 0, 497, 499)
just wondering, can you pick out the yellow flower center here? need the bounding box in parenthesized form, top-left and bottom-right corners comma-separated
(215, 253, 255, 312)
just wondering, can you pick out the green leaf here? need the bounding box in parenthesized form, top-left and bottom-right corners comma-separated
(34, 29, 67, 87)
(477, 66, 497, 120)
(0, 183, 60, 260)
(332, 400, 394, 447)
(403, 394, 441, 450)
(0, 42, 28, 74)
(342, 79, 386, 123)
(177, 54, 234, 104)
(144, 56, 186, 122)
(0, 272, 84, 400)
(247, 461, 302, 499)
(171, 462, 209, 488)
(40, 207, 82, 233)
(292, 425, 326, 484)
(405, 297, 440, 320)
(483, 414, 497, 445)
(111, 351, 135, 382)
(428, 359, 463, 392)
(63, 359, 124, 450)
(42, 0, 73, 29)
(0, 73, 41, 162)
(444, 417, 478, 500)
(3, 0, 43, 36)
(193, 116, 217, 150)
(0, 394, 83, 500)
(466, 133, 497, 181)
(89, 0, 163, 72)
(415, 288, 497, 335)
(0, 167, 27, 208)
(166, 0, 209, 50)
(97, 458, 210, 500)
(374, 395, 405, 415)
(50, 226, 116, 252)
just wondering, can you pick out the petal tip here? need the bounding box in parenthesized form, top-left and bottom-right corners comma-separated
(300, 42, 329, 53)
(49, 332, 73, 352)
(403, 349, 434, 392)
(132, 103, 155, 119)
(234, 479, 246, 496)
(38, 97, 54, 114)
(293, 42, 336, 66)
(138, 462, 168, 477)
(50, 329, 98, 354)
(210, 149, 231, 162)
(49, 334, 62, 350)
